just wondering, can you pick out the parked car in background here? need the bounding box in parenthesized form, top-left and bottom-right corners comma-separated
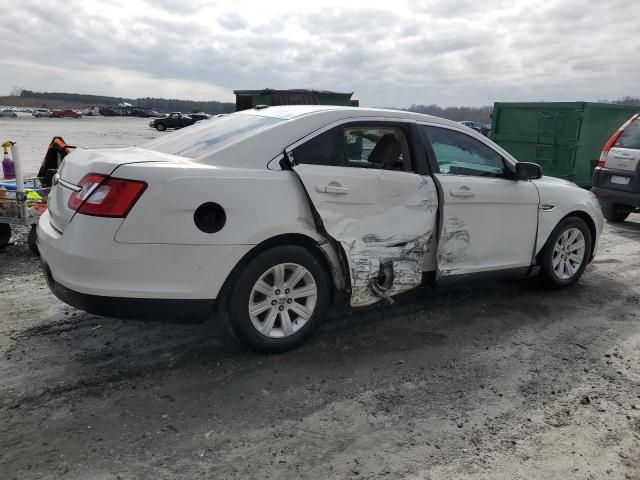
(39, 106, 603, 353)
(52, 109, 82, 118)
(190, 112, 211, 122)
(82, 107, 100, 116)
(0, 109, 18, 117)
(99, 106, 120, 116)
(149, 112, 210, 131)
(460, 120, 490, 137)
(592, 113, 640, 222)
(32, 108, 53, 117)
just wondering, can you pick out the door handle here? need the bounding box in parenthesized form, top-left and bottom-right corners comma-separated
(450, 188, 476, 197)
(316, 184, 349, 194)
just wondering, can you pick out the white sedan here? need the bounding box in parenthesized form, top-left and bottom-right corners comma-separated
(38, 106, 604, 352)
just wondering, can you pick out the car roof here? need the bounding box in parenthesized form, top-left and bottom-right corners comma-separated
(163, 105, 481, 168)
(234, 104, 462, 128)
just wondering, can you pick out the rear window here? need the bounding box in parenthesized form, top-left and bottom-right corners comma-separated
(615, 119, 640, 150)
(143, 114, 282, 158)
(293, 127, 344, 166)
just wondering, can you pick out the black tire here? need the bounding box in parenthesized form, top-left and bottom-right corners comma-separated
(156, 123, 166, 131)
(28, 225, 39, 256)
(0, 223, 11, 249)
(539, 216, 592, 289)
(223, 245, 331, 353)
(602, 205, 630, 223)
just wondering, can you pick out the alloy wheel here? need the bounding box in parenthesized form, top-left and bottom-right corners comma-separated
(248, 263, 318, 338)
(552, 227, 585, 280)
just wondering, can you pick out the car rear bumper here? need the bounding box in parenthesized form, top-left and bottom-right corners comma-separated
(37, 209, 252, 302)
(591, 186, 640, 209)
(592, 167, 640, 209)
(40, 258, 215, 319)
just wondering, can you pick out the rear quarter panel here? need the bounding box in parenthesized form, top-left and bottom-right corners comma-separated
(112, 162, 324, 246)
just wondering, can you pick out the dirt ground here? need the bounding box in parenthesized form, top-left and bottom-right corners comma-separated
(1, 213, 640, 479)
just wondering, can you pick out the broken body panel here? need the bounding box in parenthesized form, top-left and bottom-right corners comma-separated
(433, 174, 540, 277)
(291, 163, 438, 306)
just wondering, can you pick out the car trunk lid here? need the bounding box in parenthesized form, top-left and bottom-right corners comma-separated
(47, 147, 183, 232)
(599, 116, 640, 192)
(605, 116, 640, 172)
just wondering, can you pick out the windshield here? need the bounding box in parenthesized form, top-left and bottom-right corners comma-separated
(143, 114, 283, 158)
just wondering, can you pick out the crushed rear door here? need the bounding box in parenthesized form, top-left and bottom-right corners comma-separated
(289, 160, 438, 307)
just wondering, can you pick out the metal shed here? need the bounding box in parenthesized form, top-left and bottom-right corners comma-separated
(234, 89, 358, 111)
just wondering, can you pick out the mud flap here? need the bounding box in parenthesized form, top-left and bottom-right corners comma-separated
(288, 159, 438, 307)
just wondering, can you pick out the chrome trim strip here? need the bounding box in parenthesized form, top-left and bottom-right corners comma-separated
(53, 174, 82, 193)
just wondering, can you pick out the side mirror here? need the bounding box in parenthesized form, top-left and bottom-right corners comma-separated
(516, 162, 543, 180)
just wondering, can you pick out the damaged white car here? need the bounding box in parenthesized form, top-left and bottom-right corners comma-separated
(38, 106, 604, 352)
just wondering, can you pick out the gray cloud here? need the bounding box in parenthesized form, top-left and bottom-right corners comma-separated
(218, 12, 249, 30)
(0, 0, 639, 107)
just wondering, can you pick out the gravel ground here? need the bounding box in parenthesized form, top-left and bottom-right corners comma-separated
(1, 217, 640, 479)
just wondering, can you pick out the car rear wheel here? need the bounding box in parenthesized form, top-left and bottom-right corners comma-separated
(539, 217, 592, 288)
(223, 245, 330, 353)
(156, 123, 166, 131)
(602, 205, 630, 223)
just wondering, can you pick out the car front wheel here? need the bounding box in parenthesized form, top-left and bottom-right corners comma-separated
(156, 123, 166, 131)
(539, 216, 592, 288)
(223, 245, 330, 353)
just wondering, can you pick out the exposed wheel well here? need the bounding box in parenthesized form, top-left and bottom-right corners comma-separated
(216, 234, 340, 312)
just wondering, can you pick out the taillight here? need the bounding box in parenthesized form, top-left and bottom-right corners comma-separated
(68, 173, 147, 217)
(598, 113, 639, 168)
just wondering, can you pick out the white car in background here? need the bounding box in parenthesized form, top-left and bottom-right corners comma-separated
(82, 106, 100, 116)
(0, 109, 18, 117)
(38, 106, 604, 352)
(32, 108, 53, 117)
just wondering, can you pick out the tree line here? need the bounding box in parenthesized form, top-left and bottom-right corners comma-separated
(18, 90, 640, 121)
(19, 90, 235, 114)
(407, 97, 640, 124)
(406, 104, 493, 123)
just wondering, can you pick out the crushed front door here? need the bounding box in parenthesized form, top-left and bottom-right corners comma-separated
(286, 125, 438, 307)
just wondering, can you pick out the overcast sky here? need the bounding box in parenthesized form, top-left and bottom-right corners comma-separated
(1, 0, 637, 107)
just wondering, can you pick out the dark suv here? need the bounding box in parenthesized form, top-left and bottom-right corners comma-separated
(592, 113, 640, 222)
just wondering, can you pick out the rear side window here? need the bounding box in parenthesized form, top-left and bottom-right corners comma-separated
(293, 127, 345, 166)
(615, 119, 640, 149)
(343, 126, 410, 171)
(293, 124, 411, 171)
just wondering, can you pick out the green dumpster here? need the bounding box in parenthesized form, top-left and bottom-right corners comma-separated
(491, 102, 640, 187)
(234, 89, 358, 111)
